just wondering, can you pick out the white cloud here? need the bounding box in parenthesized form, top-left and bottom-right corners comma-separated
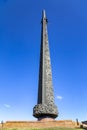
(4, 104, 11, 108)
(57, 95, 63, 100)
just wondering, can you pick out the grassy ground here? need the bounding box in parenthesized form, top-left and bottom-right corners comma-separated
(0, 128, 84, 130)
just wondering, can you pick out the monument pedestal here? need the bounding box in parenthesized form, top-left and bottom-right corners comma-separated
(3, 120, 81, 128)
(38, 117, 55, 121)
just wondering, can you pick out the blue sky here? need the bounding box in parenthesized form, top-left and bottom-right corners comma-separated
(0, 0, 87, 122)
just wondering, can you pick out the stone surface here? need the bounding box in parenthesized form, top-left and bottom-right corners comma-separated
(33, 104, 58, 118)
(3, 120, 81, 128)
(33, 10, 58, 119)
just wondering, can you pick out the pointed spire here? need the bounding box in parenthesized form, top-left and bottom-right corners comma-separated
(33, 10, 58, 121)
(41, 9, 48, 24)
(42, 10, 46, 18)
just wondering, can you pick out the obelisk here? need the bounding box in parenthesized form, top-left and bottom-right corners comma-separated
(33, 10, 58, 121)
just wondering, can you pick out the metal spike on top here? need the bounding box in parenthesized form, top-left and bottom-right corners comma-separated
(33, 10, 58, 121)
(43, 10, 46, 18)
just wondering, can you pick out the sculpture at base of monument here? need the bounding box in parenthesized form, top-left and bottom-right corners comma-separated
(33, 10, 58, 120)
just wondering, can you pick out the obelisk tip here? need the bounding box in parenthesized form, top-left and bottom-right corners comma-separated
(42, 9, 46, 18)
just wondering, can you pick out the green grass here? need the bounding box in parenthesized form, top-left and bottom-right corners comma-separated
(0, 128, 84, 130)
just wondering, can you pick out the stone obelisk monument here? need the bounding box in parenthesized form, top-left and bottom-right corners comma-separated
(33, 10, 58, 121)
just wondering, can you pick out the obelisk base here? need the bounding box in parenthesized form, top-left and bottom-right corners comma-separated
(38, 117, 55, 121)
(33, 104, 58, 119)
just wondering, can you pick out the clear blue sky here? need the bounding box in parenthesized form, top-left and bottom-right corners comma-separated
(0, 0, 87, 122)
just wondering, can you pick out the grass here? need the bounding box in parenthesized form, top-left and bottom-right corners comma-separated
(0, 128, 84, 130)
